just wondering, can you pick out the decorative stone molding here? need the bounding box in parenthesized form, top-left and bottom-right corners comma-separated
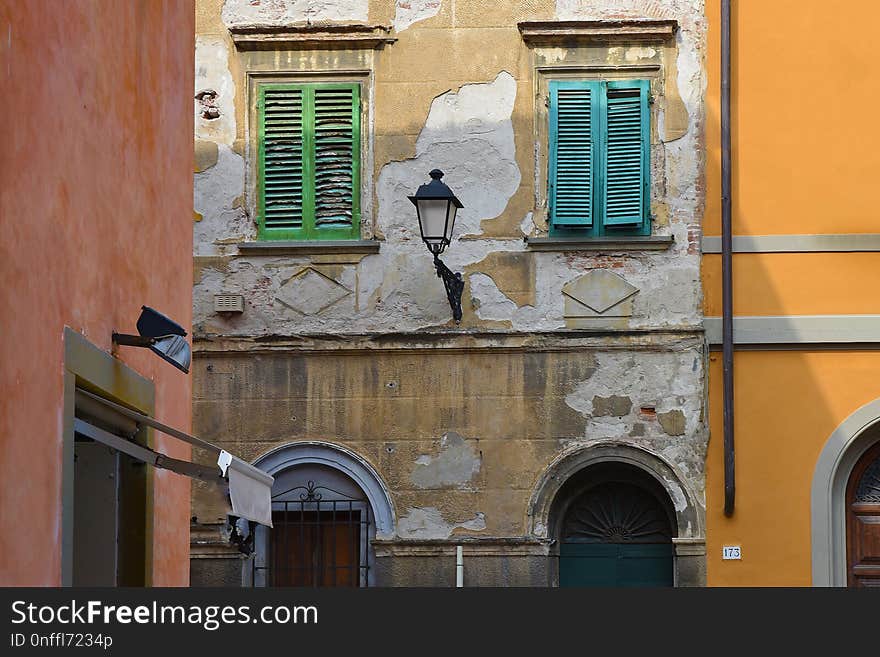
(702, 233, 880, 254)
(373, 537, 550, 558)
(705, 315, 880, 346)
(518, 19, 678, 46)
(192, 329, 705, 355)
(229, 23, 396, 50)
(528, 441, 704, 541)
(275, 267, 352, 316)
(253, 440, 396, 537)
(563, 269, 639, 329)
(564, 270, 638, 316)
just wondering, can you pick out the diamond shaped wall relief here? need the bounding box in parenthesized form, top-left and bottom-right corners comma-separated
(275, 267, 352, 316)
(563, 269, 639, 316)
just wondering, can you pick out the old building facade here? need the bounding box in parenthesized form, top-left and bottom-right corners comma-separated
(191, 0, 708, 586)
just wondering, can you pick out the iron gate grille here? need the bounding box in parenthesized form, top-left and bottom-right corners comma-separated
(253, 481, 371, 587)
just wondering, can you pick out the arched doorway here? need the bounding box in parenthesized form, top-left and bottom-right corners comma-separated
(553, 462, 675, 587)
(249, 441, 395, 588)
(529, 442, 705, 587)
(846, 441, 880, 587)
(811, 400, 880, 586)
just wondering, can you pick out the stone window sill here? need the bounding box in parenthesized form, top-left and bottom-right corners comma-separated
(236, 240, 381, 256)
(525, 236, 674, 252)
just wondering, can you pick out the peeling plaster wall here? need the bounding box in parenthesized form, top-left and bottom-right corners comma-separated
(393, 0, 442, 32)
(192, 0, 708, 585)
(398, 507, 486, 540)
(195, 36, 236, 146)
(221, 0, 369, 27)
(194, 71, 531, 334)
(411, 431, 482, 490)
(192, 4, 705, 334)
(563, 350, 706, 485)
(194, 145, 250, 255)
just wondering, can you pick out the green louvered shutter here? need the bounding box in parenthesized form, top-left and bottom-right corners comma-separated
(603, 80, 650, 227)
(549, 80, 597, 228)
(258, 83, 360, 240)
(259, 86, 305, 235)
(312, 84, 360, 237)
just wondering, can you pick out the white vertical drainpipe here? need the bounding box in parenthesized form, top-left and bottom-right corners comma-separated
(456, 545, 464, 587)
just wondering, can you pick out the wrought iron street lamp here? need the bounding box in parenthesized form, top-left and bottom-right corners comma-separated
(409, 169, 465, 323)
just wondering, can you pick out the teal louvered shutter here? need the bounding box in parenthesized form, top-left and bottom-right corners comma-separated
(258, 83, 360, 240)
(259, 86, 305, 235)
(603, 80, 650, 227)
(312, 84, 360, 237)
(549, 80, 598, 227)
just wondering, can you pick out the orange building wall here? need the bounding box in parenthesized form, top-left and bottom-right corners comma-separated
(704, 0, 880, 585)
(703, 253, 880, 317)
(706, 352, 880, 585)
(0, 1, 194, 586)
(704, 0, 880, 238)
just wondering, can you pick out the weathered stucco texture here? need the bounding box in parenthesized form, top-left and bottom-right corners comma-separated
(222, 0, 369, 26)
(194, 0, 705, 335)
(192, 0, 708, 584)
(0, 0, 194, 585)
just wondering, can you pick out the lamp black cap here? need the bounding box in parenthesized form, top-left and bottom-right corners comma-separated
(137, 305, 187, 339)
(408, 169, 464, 208)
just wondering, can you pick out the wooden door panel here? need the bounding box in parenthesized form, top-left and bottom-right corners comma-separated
(851, 513, 880, 565)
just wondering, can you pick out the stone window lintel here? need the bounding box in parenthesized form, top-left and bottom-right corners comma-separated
(518, 19, 679, 46)
(229, 23, 396, 51)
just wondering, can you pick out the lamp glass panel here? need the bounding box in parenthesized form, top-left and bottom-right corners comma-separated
(418, 199, 450, 245)
(150, 335, 192, 373)
(444, 204, 457, 243)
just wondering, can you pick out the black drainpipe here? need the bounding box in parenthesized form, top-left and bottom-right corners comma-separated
(721, 0, 735, 516)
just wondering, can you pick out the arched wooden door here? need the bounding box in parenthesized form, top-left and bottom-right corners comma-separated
(847, 441, 880, 587)
(559, 479, 674, 587)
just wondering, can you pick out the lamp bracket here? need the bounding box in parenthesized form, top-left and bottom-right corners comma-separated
(112, 333, 177, 347)
(433, 255, 464, 324)
(112, 333, 154, 347)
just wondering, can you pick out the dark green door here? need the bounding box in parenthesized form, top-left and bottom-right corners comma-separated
(560, 543, 673, 587)
(558, 479, 675, 587)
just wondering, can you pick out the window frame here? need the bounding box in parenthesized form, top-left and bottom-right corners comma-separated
(548, 78, 652, 238)
(253, 78, 365, 242)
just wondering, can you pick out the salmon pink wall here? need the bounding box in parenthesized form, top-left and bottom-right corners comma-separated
(0, 0, 194, 586)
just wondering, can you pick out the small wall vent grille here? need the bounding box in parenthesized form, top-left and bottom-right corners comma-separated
(214, 294, 244, 313)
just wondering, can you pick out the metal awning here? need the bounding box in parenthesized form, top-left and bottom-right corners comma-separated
(75, 389, 273, 527)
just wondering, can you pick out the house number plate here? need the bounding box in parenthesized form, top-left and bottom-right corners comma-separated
(722, 545, 742, 560)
